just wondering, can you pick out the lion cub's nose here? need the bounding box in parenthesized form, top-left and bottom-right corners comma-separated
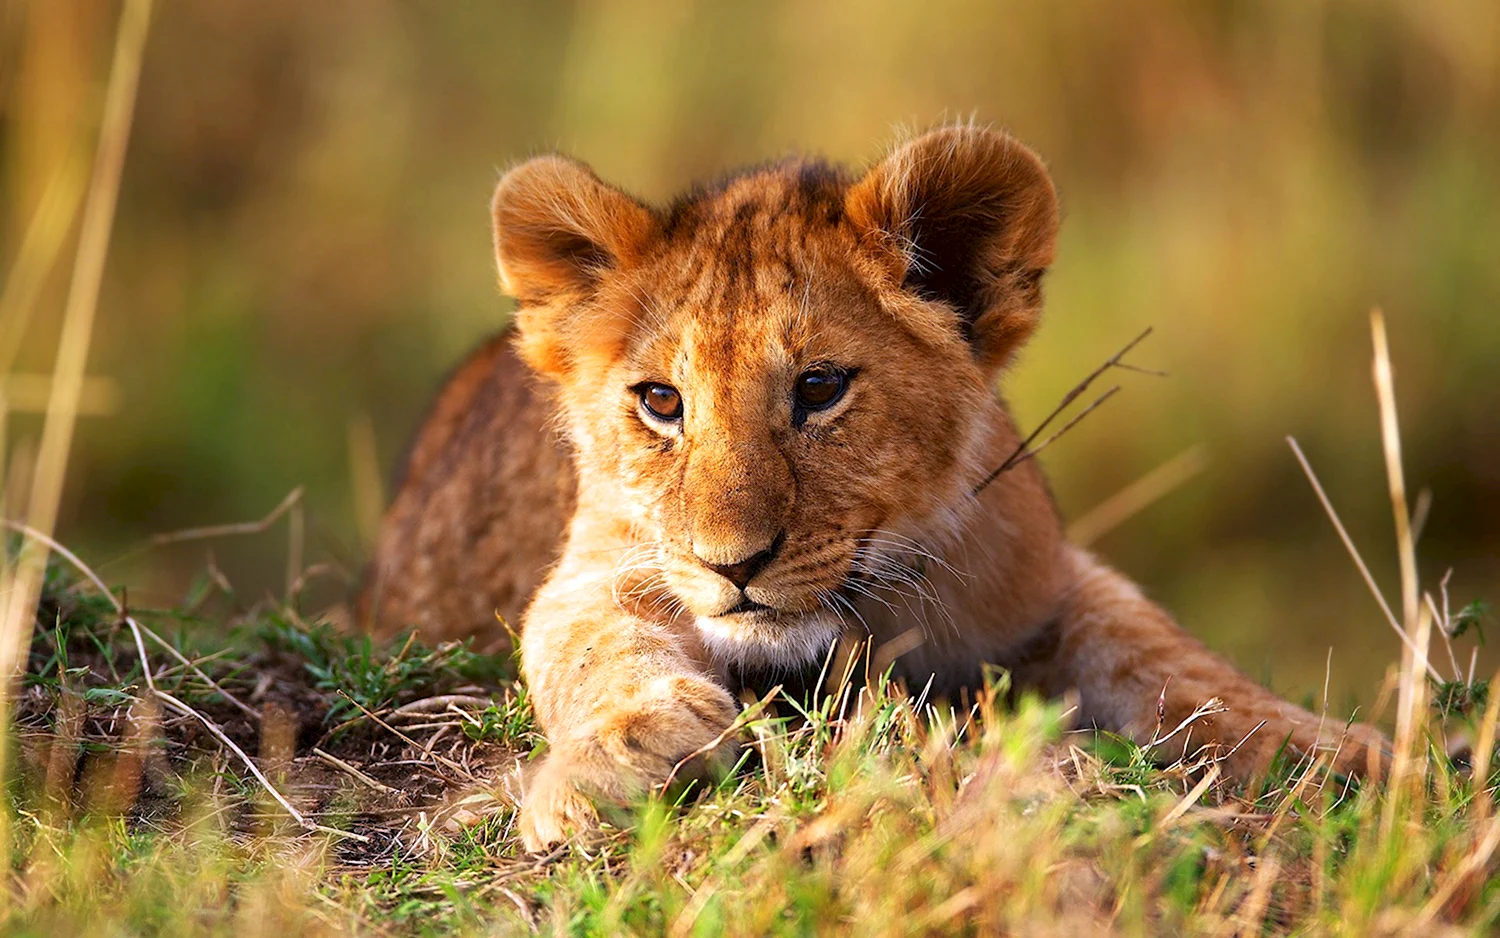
(696, 535, 782, 589)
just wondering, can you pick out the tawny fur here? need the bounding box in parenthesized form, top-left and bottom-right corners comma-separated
(363, 125, 1387, 851)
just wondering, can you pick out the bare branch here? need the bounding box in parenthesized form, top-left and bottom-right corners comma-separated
(148, 486, 304, 547)
(973, 327, 1159, 496)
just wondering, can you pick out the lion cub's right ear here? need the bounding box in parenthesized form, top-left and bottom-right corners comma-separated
(491, 156, 657, 376)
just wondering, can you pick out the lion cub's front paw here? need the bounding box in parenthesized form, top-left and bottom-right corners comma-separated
(518, 760, 601, 853)
(518, 675, 740, 852)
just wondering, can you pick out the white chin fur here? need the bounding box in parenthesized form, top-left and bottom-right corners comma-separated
(695, 611, 842, 670)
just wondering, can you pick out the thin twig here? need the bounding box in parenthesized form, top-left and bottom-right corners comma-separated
(998, 386, 1121, 475)
(1219, 719, 1270, 764)
(101, 487, 307, 579)
(312, 748, 401, 795)
(391, 694, 498, 716)
(149, 487, 305, 547)
(1285, 438, 1441, 681)
(338, 691, 474, 779)
(1426, 592, 1462, 685)
(156, 689, 368, 842)
(123, 601, 155, 695)
(138, 621, 261, 719)
(973, 327, 1159, 495)
(1, 521, 260, 720)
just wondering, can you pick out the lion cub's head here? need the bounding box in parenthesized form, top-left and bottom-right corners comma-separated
(491, 126, 1058, 667)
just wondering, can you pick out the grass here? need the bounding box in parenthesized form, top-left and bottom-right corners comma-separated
(2, 7, 1497, 936)
(0, 546, 1493, 937)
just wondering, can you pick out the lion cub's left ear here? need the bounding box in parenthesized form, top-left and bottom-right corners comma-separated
(845, 126, 1059, 370)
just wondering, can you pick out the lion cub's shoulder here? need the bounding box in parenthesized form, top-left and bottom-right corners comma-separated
(361, 330, 575, 642)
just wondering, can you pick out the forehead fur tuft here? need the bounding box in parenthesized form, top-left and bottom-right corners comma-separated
(658, 158, 851, 240)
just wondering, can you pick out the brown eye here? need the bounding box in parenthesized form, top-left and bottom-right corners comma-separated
(639, 382, 683, 421)
(794, 368, 849, 411)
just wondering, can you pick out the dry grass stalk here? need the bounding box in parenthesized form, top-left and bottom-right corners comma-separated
(337, 691, 475, 779)
(1412, 683, 1500, 928)
(1067, 443, 1209, 546)
(1426, 606, 1461, 694)
(1233, 853, 1281, 937)
(157, 688, 370, 842)
(1286, 438, 1440, 680)
(1369, 308, 1434, 837)
(12, 0, 150, 561)
(1369, 310, 1419, 635)
(0, 156, 89, 377)
(1469, 671, 1500, 824)
(0, 374, 120, 416)
(1160, 763, 1221, 828)
(4, 520, 260, 721)
(0, 0, 154, 881)
(0, 522, 349, 844)
(146, 486, 305, 549)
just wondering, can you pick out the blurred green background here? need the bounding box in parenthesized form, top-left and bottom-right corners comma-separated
(2, 0, 1496, 708)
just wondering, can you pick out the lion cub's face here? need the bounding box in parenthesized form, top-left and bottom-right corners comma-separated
(492, 127, 1059, 667)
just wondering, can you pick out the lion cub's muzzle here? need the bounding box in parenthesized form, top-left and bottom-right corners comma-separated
(658, 532, 853, 621)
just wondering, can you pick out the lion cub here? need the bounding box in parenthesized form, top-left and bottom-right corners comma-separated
(363, 125, 1386, 850)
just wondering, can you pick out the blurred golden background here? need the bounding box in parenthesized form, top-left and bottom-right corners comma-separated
(2, 1, 1496, 708)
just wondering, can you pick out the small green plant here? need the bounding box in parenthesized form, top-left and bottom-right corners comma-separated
(458, 689, 539, 748)
(1450, 600, 1490, 642)
(256, 613, 511, 724)
(1433, 677, 1490, 719)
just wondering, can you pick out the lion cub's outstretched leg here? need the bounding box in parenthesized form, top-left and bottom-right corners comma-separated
(1036, 547, 1389, 779)
(515, 531, 740, 851)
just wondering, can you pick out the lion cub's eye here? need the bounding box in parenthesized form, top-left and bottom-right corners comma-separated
(638, 382, 683, 422)
(794, 367, 848, 411)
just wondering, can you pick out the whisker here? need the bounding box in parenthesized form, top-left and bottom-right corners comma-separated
(827, 591, 873, 637)
(849, 546, 957, 638)
(857, 529, 969, 581)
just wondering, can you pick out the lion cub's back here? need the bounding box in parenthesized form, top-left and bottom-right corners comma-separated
(360, 329, 575, 645)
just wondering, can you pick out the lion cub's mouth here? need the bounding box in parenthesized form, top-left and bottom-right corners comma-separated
(693, 604, 844, 668)
(722, 597, 776, 617)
